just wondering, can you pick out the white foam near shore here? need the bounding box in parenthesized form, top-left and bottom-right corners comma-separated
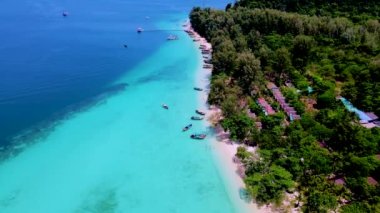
(188, 24, 272, 213)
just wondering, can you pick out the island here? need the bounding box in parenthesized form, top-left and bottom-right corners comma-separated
(189, 0, 380, 212)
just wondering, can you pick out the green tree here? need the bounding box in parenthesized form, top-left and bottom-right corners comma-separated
(261, 113, 285, 129)
(316, 89, 337, 109)
(234, 51, 263, 91)
(221, 113, 254, 141)
(345, 156, 380, 178)
(305, 191, 338, 213)
(273, 47, 292, 82)
(245, 165, 294, 204)
(236, 146, 252, 162)
(341, 202, 372, 213)
(292, 35, 315, 70)
(208, 74, 228, 105)
(212, 39, 238, 75)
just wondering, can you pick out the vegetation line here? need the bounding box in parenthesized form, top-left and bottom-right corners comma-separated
(190, 0, 380, 212)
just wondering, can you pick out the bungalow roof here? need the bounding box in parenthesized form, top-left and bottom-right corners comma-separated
(334, 178, 345, 185)
(368, 177, 378, 186)
(366, 112, 379, 121)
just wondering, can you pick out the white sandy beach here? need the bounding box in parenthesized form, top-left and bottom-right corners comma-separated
(197, 67, 271, 213)
(186, 24, 272, 213)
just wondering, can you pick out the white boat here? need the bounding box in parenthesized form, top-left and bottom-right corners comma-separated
(167, 35, 178, 40)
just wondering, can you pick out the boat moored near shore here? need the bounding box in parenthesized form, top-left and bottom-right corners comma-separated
(196, 110, 206, 116)
(182, 124, 192, 132)
(203, 64, 213, 69)
(191, 116, 203, 120)
(194, 87, 203, 91)
(190, 134, 207, 140)
(204, 57, 212, 63)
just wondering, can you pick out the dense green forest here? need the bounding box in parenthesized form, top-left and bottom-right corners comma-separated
(190, 0, 380, 212)
(235, 0, 380, 23)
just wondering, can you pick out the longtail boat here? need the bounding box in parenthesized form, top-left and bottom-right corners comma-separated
(191, 116, 203, 120)
(182, 124, 193, 132)
(196, 110, 206, 116)
(190, 134, 207, 140)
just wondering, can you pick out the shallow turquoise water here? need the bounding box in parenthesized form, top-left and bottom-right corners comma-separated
(0, 17, 241, 212)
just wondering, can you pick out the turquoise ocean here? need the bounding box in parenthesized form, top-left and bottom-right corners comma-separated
(0, 0, 246, 212)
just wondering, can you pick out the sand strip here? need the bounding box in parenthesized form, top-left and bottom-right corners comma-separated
(184, 21, 272, 213)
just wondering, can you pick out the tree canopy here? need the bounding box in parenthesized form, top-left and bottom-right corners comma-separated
(190, 0, 380, 211)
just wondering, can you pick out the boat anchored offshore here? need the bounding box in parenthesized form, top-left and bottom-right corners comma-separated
(191, 116, 203, 120)
(162, 104, 169, 109)
(167, 35, 179, 40)
(62, 11, 68, 17)
(195, 110, 206, 116)
(182, 124, 192, 132)
(194, 87, 203, 91)
(137, 27, 144, 33)
(190, 134, 207, 140)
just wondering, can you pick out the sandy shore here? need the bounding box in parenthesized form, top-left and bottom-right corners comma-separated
(196, 67, 271, 213)
(184, 22, 272, 213)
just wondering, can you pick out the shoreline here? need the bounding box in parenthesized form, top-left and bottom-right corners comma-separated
(0, 19, 240, 212)
(185, 23, 270, 213)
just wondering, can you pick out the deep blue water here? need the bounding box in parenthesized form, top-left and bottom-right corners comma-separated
(0, 0, 229, 146)
(0, 1, 251, 212)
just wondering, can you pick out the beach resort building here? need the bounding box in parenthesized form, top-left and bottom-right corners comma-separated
(257, 97, 275, 116)
(340, 97, 380, 128)
(267, 83, 301, 121)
